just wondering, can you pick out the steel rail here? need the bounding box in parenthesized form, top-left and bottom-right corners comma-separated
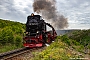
(0, 47, 28, 60)
(0, 47, 44, 60)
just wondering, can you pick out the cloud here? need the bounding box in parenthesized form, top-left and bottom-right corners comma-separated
(0, 0, 90, 29)
(0, 0, 33, 23)
(56, 0, 90, 29)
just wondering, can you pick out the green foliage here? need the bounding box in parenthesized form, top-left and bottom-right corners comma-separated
(60, 35, 71, 45)
(0, 19, 25, 53)
(68, 29, 90, 51)
(0, 44, 20, 53)
(0, 26, 14, 45)
(0, 19, 25, 29)
(59, 35, 80, 46)
(32, 38, 83, 60)
(15, 35, 22, 47)
(68, 29, 90, 46)
(60, 35, 87, 53)
(64, 29, 90, 53)
(11, 25, 23, 34)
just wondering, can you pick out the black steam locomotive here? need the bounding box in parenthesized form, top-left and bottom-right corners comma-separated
(23, 13, 57, 48)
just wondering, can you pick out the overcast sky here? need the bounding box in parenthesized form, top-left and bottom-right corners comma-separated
(0, 0, 90, 29)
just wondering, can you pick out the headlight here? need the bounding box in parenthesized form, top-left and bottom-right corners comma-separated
(37, 31, 39, 33)
(26, 32, 28, 34)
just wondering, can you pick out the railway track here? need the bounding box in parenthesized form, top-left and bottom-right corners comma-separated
(0, 47, 45, 60)
(0, 47, 28, 60)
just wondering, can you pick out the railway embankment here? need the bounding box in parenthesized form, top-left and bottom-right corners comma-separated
(31, 29, 90, 60)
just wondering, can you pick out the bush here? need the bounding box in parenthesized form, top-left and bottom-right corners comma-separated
(0, 19, 25, 53)
(60, 35, 71, 45)
(15, 35, 22, 47)
(0, 26, 14, 45)
(11, 25, 23, 34)
(32, 37, 83, 60)
(68, 30, 90, 47)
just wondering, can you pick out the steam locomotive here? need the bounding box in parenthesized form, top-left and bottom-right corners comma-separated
(23, 13, 57, 48)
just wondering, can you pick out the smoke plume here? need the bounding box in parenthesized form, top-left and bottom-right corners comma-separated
(33, 0, 68, 29)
